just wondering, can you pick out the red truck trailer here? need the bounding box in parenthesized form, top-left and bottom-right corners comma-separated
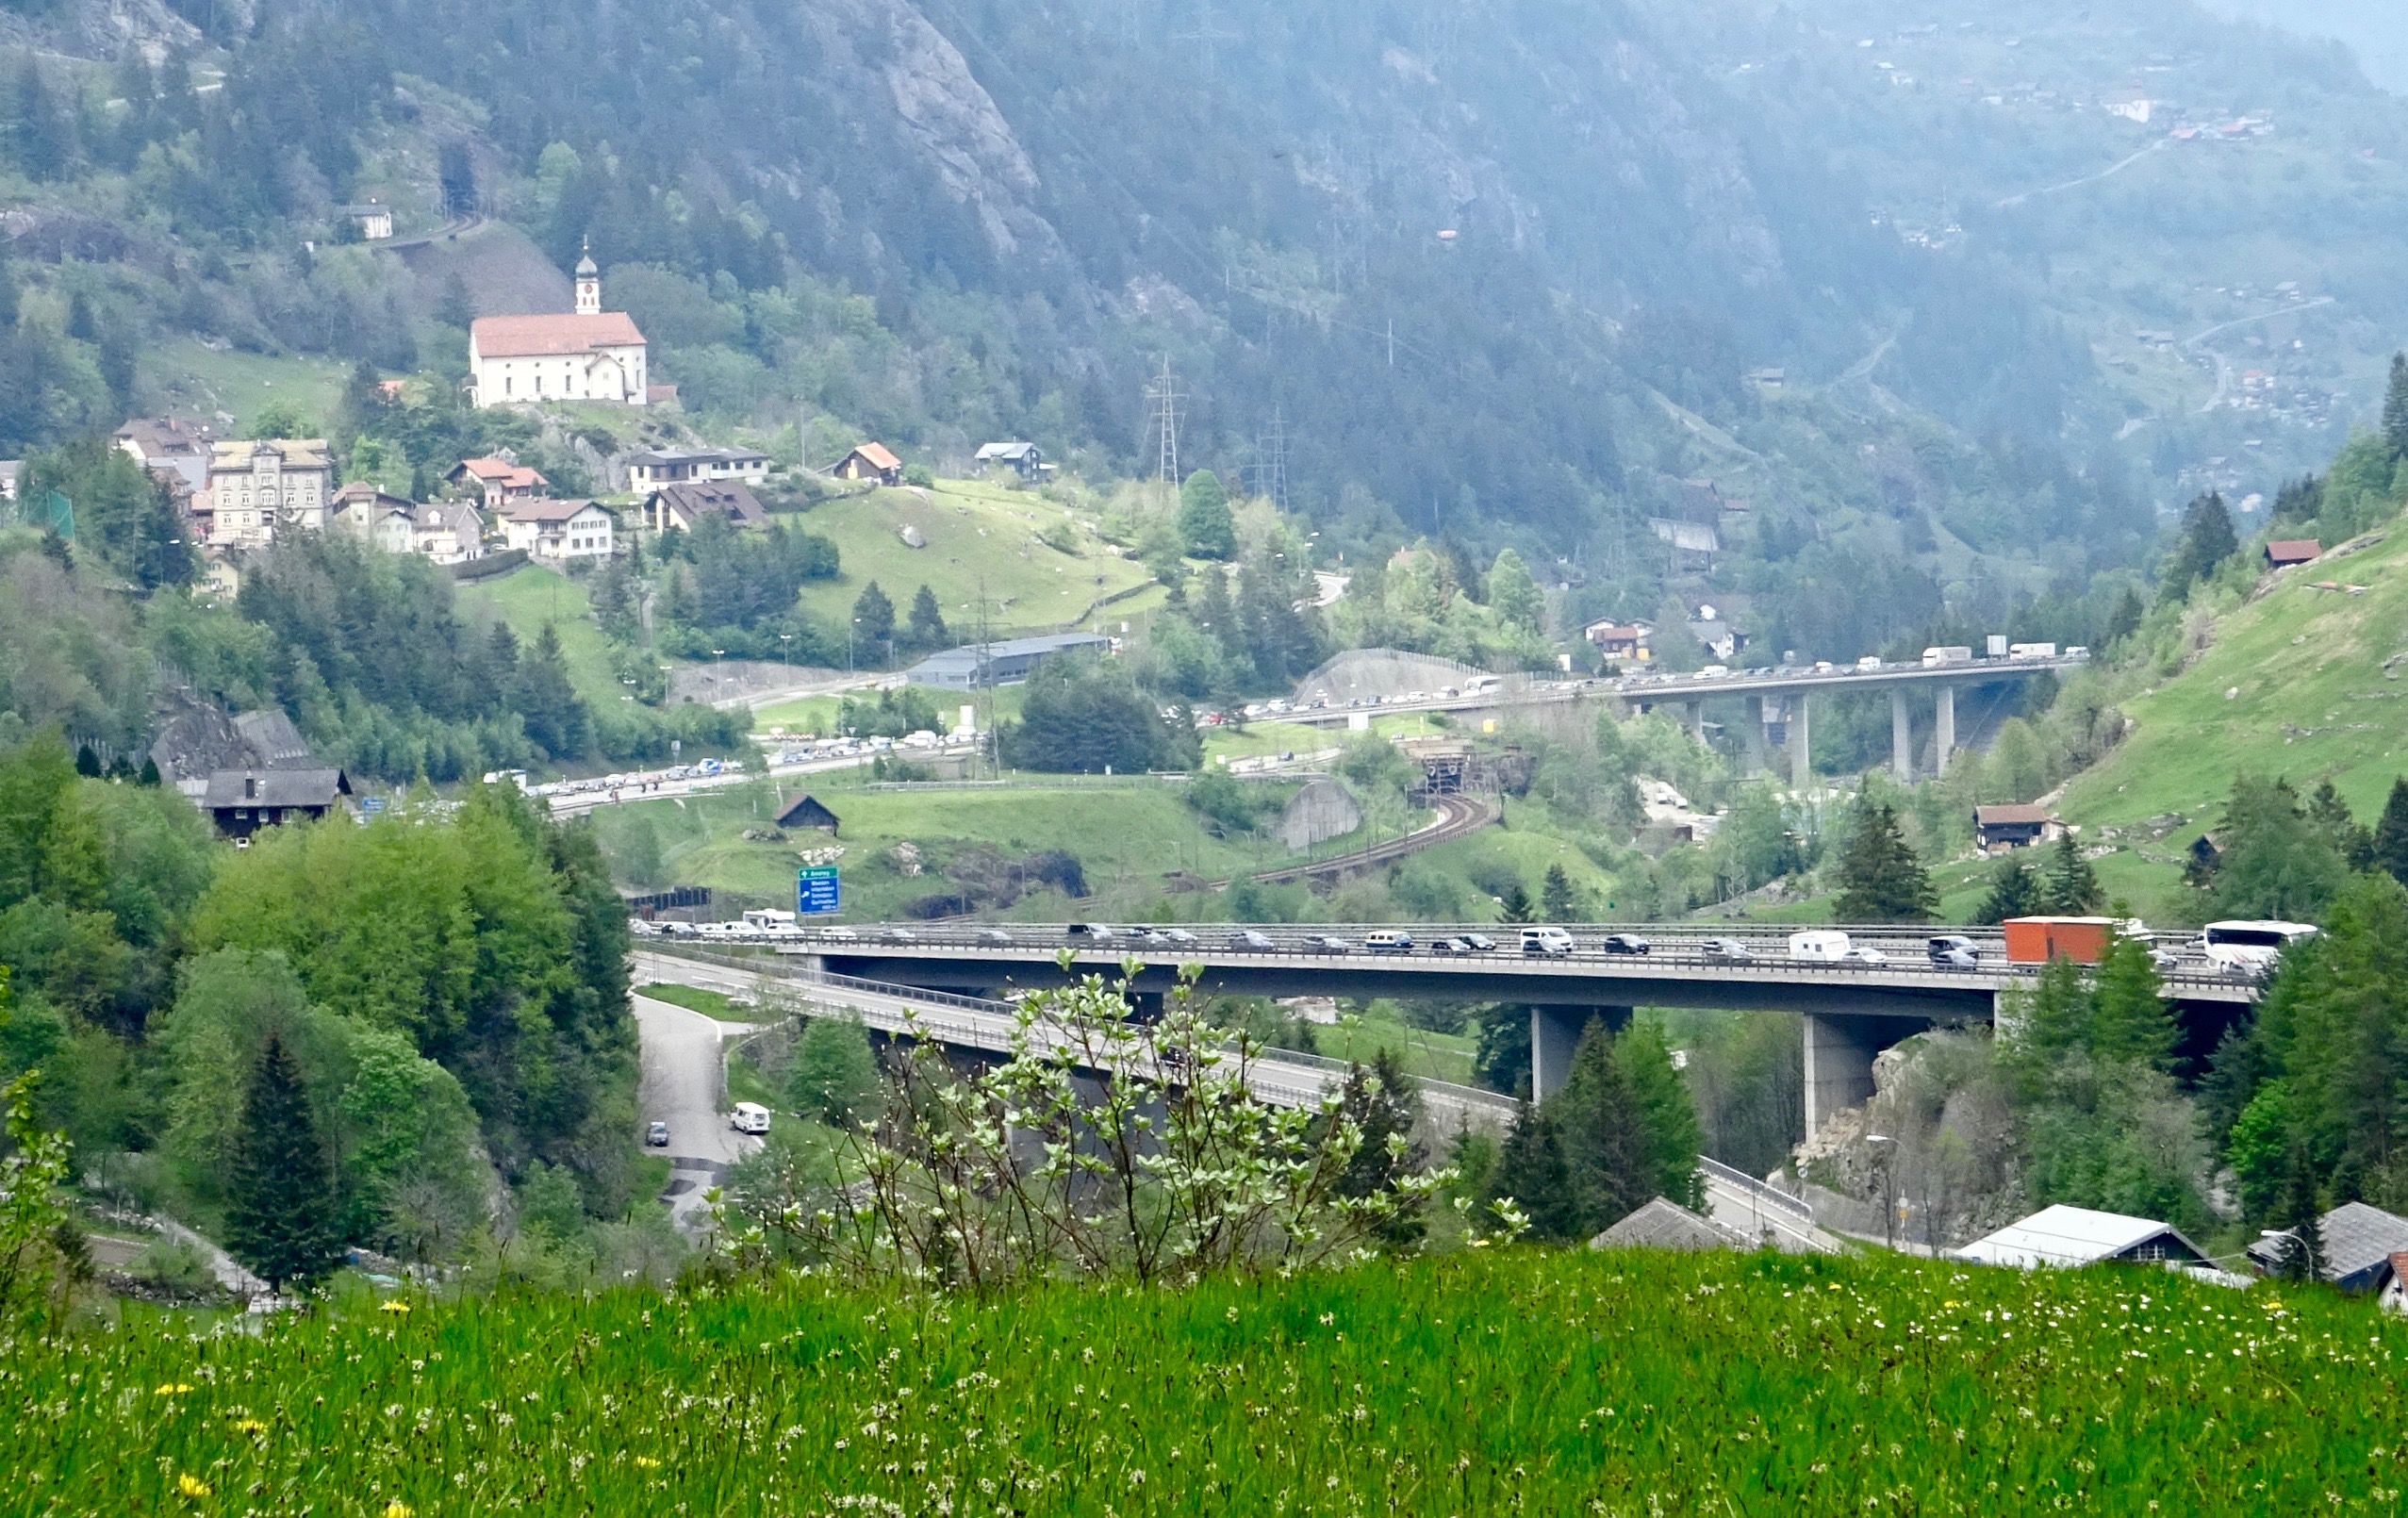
(2002, 916, 2119, 965)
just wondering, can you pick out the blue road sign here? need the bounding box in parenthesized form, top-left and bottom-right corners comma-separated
(798, 866, 842, 915)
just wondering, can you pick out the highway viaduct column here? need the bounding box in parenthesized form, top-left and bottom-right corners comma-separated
(1789, 691, 1811, 792)
(1686, 701, 1706, 746)
(1532, 1005, 1631, 1101)
(1935, 685, 1957, 773)
(1891, 689, 1914, 781)
(1745, 696, 1768, 776)
(1802, 1015, 1877, 1137)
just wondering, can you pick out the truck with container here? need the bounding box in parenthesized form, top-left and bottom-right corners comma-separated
(2002, 916, 2119, 965)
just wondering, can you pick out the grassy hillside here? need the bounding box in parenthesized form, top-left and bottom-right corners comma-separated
(138, 340, 352, 436)
(454, 565, 626, 708)
(601, 776, 1331, 916)
(2059, 528, 2408, 915)
(792, 479, 1161, 643)
(12, 1251, 2401, 1513)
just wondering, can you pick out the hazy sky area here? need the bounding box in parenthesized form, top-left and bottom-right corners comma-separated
(2201, 0, 2408, 91)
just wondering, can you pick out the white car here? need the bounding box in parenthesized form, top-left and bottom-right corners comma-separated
(1838, 945, 1889, 965)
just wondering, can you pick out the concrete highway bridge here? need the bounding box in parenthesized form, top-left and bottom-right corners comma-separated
(659, 918, 2256, 1134)
(635, 947, 1842, 1251)
(1284, 652, 2090, 784)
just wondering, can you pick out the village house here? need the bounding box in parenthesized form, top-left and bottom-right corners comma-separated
(973, 440, 1048, 480)
(1974, 803, 2069, 853)
(494, 498, 616, 562)
(411, 500, 486, 563)
(114, 418, 215, 495)
(199, 437, 334, 550)
(468, 251, 649, 407)
(626, 446, 771, 489)
(449, 456, 550, 510)
(200, 767, 352, 842)
(330, 482, 420, 554)
(776, 795, 842, 834)
(834, 441, 904, 487)
(338, 201, 393, 240)
(2263, 538, 2321, 570)
(1687, 604, 1746, 662)
(647, 480, 769, 533)
(1583, 619, 1653, 661)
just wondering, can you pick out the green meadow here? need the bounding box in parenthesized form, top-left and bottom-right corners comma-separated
(8, 1250, 2403, 1515)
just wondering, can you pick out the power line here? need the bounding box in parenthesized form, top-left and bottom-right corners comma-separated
(1171, 0, 1241, 77)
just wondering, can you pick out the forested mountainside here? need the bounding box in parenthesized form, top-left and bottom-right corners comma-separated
(0, 0, 2403, 656)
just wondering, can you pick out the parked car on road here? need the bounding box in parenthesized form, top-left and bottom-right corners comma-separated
(645, 1121, 670, 1147)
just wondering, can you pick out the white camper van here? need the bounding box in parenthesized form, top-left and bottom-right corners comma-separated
(730, 1102, 772, 1135)
(1788, 930, 1853, 962)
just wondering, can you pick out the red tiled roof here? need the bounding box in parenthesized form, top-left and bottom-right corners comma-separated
(2264, 538, 2322, 566)
(849, 441, 902, 471)
(470, 312, 646, 357)
(454, 456, 549, 490)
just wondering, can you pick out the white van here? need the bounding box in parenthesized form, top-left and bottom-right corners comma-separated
(1365, 930, 1416, 954)
(1520, 926, 1575, 957)
(730, 1102, 771, 1135)
(1788, 930, 1853, 962)
(2201, 920, 2318, 974)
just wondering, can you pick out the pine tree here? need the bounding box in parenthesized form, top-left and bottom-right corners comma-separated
(2102, 584, 2146, 650)
(1612, 1020, 1705, 1210)
(2160, 491, 2239, 603)
(2372, 778, 2408, 889)
(2038, 833, 2104, 915)
(1483, 1101, 1576, 1240)
(2384, 353, 2408, 459)
(1176, 470, 1236, 559)
(1330, 1050, 1428, 1247)
(851, 581, 895, 653)
(906, 583, 948, 651)
(1833, 800, 1938, 923)
(2305, 780, 2373, 871)
(1541, 863, 1578, 922)
(1500, 883, 1537, 924)
(515, 624, 589, 759)
(223, 1035, 344, 1293)
(2089, 932, 2176, 1070)
(2273, 1144, 2324, 1281)
(1551, 1023, 1657, 1234)
(72, 744, 100, 779)
(787, 1015, 882, 1128)
(1976, 851, 2040, 925)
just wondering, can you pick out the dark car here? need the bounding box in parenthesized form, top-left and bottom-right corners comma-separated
(645, 1121, 670, 1147)
(975, 928, 1014, 947)
(1602, 933, 1652, 956)
(1927, 934, 1979, 969)
(1305, 934, 1352, 953)
(1432, 935, 1476, 956)
(1460, 933, 1497, 952)
(878, 926, 916, 944)
(1065, 922, 1117, 943)
(1229, 930, 1277, 950)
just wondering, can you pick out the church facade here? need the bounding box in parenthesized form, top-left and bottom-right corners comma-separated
(468, 252, 650, 407)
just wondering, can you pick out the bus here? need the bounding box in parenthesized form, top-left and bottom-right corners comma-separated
(2201, 920, 2318, 974)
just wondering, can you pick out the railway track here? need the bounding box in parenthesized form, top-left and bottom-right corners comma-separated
(1217, 792, 1500, 889)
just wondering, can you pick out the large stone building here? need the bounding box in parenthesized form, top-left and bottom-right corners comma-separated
(468, 252, 649, 407)
(197, 438, 334, 550)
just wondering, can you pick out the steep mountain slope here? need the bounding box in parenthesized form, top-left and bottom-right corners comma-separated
(2059, 520, 2408, 911)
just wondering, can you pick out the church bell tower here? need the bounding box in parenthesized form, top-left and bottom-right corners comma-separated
(574, 241, 600, 317)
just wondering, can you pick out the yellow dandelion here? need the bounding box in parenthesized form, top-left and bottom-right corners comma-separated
(383, 1502, 414, 1518)
(176, 1473, 213, 1497)
(232, 1417, 269, 1434)
(633, 1456, 662, 1470)
(156, 1382, 195, 1396)
(379, 1299, 412, 1314)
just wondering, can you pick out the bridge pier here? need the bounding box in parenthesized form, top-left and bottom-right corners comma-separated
(1935, 685, 1956, 773)
(1789, 691, 1812, 792)
(1802, 1012, 1941, 1138)
(1746, 696, 1768, 776)
(1685, 701, 1706, 746)
(1532, 1005, 1632, 1102)
(1891, 689, 1914, 781)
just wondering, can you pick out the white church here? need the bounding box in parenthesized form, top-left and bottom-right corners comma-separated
(468, 249, 650, 407)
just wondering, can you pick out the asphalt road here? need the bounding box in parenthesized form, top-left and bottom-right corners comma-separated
(632, 990, 761, 1230)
